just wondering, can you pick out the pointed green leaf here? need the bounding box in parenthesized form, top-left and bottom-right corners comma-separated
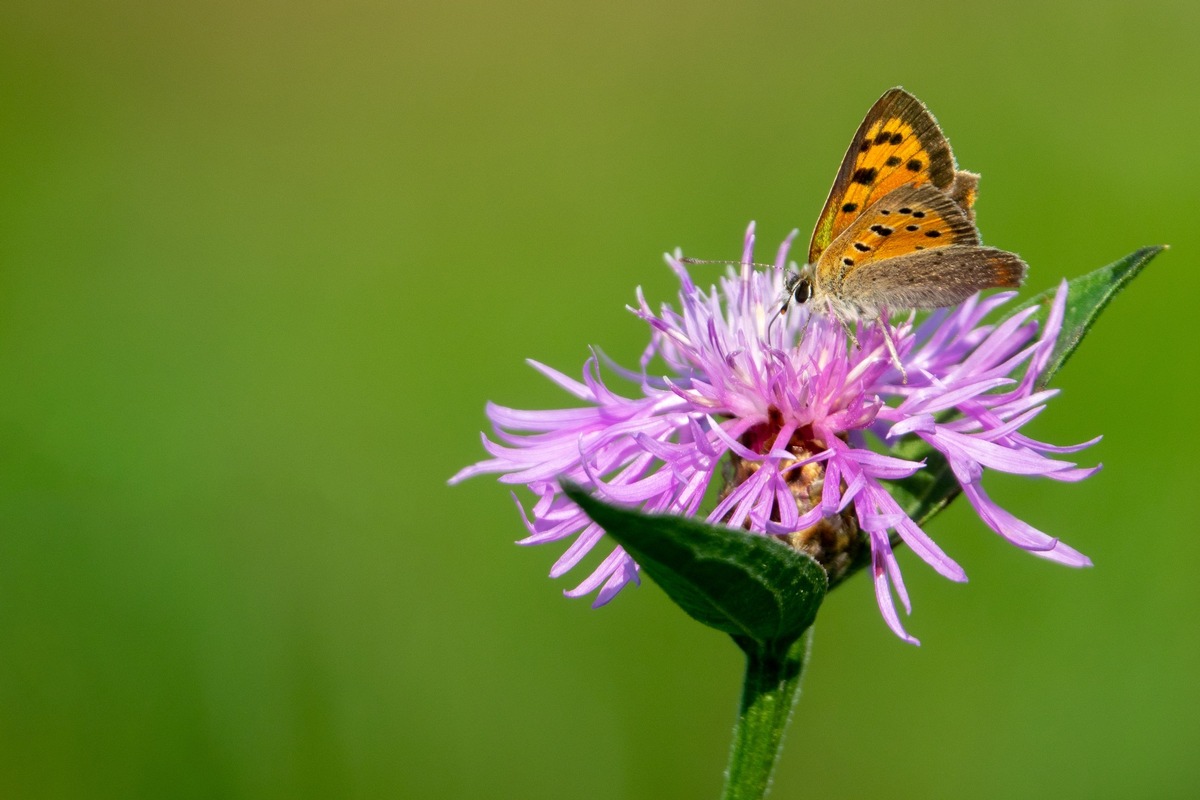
(561, 482, 827, 647)
(1012, 245, 1165, 389)
(888, 246, 1163, 525)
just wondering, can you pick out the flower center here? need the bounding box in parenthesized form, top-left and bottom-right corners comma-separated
(723, 406, 865, 586)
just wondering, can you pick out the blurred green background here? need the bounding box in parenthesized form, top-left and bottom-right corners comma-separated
(0, 1, 1194, 797)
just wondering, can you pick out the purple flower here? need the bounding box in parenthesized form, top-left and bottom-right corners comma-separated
(451, 224, 1099, 644)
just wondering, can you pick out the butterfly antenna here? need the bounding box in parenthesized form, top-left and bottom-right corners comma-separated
(680, 258, 779, 271)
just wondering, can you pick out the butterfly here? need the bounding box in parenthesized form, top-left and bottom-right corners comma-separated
(782, 88, 1027, 369)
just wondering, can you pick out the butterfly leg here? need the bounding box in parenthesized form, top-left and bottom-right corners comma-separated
(876, 318, 908, 384)
(838, 317, 860, 350)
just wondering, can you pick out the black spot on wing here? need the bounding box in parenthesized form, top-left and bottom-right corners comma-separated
(852, 167, 878, 185)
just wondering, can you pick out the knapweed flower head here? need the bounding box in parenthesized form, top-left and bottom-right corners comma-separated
(451, 223, 1099, 643)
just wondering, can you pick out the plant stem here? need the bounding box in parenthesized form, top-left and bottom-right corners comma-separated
(721, 629, 813, 800)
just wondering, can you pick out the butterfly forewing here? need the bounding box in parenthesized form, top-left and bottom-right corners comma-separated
(808, 88, 958, 265)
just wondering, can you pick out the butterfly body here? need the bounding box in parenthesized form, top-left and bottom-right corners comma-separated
(791, 89, 1026, 330)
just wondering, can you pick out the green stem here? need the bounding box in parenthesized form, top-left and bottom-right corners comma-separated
(721, 629, 813, 800)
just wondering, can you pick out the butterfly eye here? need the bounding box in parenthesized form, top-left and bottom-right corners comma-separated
(793, 279, 812, 305)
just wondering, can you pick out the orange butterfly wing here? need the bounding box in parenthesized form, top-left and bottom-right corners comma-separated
(808, 88, 961, 265)
(814, 183, 1025, 315)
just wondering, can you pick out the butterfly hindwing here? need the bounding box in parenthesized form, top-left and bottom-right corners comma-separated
(815, 183, 980, 286)
(945, 170, 980, 223)
(838, 246, 1027, 314)
(811, 182, 1026, 317)
(808, 88, 959, 265)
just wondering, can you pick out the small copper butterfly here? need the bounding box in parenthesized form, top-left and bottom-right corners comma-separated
(784, 88, 1026, 349)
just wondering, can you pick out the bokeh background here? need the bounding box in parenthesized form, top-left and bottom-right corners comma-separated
(0, 1, 1195, 797)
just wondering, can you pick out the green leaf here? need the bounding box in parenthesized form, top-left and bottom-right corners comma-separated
(1011, 245, 1165, 389)
(560, 482, 827, 647)
(888, 246, 1164, 525)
